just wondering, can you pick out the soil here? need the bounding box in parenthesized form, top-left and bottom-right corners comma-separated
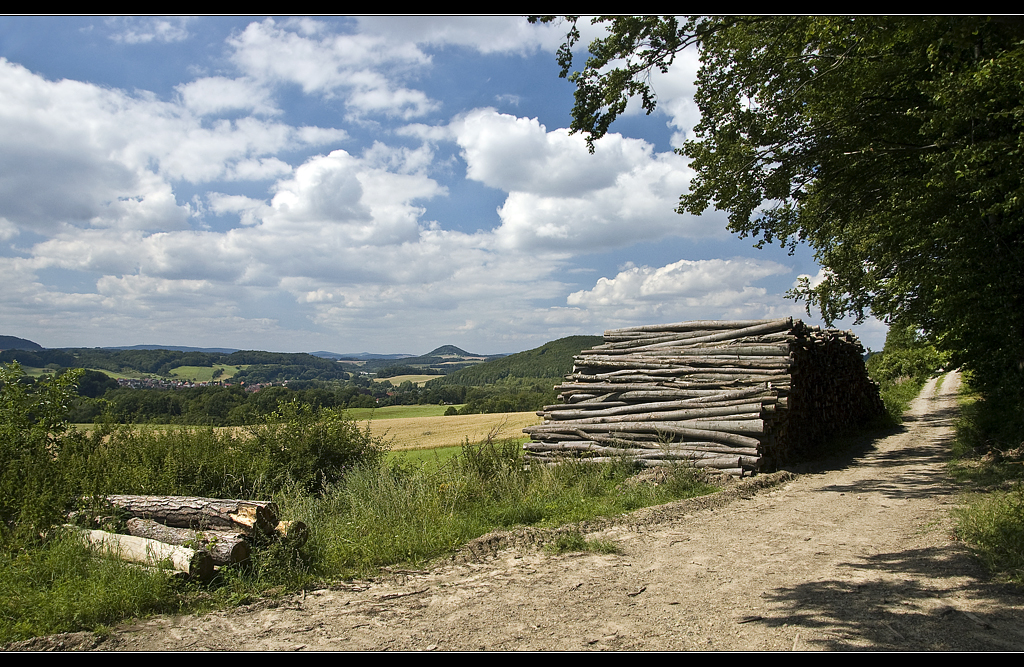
(16, 371, 1024, 651)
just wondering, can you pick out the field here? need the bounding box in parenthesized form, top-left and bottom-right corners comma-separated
(168, 364, 246, 382)
(371, 374, 438, 387)
(342, 404, 455, 420)
(73, 409, 540, 454)
(358, 411, 542, 451)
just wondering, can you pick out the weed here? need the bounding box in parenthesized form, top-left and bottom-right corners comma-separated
(544, 530, 623, 555)
(948, 381, 1024, 585)
(955, 485, 1024, 583)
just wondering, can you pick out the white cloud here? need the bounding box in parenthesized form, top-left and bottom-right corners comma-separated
(106, 17, 192, 44)
(175, 77, 280, 116)
(0, 59, 346, 234)
(0, 217, 19, 241)
(451, 108, 726, 252)
(566, 258, 796, 325)
(227, 18, 438, 119)
(354, 16, 566, 55)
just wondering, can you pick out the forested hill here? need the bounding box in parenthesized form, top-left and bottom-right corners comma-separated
(0, 347, 350, 383)
(0, 335, 42, 351)
(426, 335, 603, 386)
(347, 345, 506, 375)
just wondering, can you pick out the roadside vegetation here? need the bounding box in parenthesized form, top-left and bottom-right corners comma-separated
(865, 319, 947, 424)
(0, 361, 716, 644)
(948, 385, 1024, 585)
(864, 323, 1024, 585)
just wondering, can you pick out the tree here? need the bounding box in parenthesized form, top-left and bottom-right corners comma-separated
(539, 16, 1024, 404)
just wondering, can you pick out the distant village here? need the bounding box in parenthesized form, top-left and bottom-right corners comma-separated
(114, 377, 282, 393)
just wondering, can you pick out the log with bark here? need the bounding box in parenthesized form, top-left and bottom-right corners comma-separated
(126, 518, 251, 565)
(102, 495, 279, 535)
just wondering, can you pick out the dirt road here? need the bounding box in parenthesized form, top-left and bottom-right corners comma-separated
(65, 371, 1024, 649)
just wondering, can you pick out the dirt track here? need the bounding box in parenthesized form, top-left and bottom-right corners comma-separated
(26, 370, 1024, 651)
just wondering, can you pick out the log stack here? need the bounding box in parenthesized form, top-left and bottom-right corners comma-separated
(72, 495, 307, 579)
(523, 318, 884, 476)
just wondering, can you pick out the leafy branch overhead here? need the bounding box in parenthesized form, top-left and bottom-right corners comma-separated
(541, 16, 1024, 409)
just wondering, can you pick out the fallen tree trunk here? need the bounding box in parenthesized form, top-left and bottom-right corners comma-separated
(126, 518, 251, 565)
(103, 495, 279, 535)
(76, 528, 214, 581)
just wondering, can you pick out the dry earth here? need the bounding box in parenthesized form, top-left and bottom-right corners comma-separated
(17, 370, 1024, 651)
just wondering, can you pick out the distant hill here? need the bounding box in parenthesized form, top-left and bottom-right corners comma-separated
(426, 345, 476, 357)
(105, 344, 239, 354)
(0, 335, 42, 351)
(311, 351, 415, 361)
(426, 335, 603, 386)
(341, 344, 507, 375)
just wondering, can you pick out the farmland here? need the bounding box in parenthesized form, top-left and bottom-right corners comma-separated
(359, 411, 541, 451)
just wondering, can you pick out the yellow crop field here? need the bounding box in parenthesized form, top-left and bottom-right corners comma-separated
(72, 410, 543, 453)
(358, 412, 542, 451)
(371, 374, 439, 387)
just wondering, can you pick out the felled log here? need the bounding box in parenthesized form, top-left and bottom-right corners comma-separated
(76, 528, 214, 581)
(126, 518, 251, 565)
(103, 495, 279, 535)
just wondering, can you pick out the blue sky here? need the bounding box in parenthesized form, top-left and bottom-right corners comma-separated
(0, 16, 886, 354)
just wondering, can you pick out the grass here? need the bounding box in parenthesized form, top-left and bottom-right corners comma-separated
(947, 382, 1024, 585)
(879, 375, 928, 424)
(0, 415, 715, 644)
(0, 530, 182, 642)
(343, 404, 460, 420)
(544, 530, 623, 555)
(388, 445, 462, 470)
(167, 364, 246, 382)
(288, 442, 716, 579)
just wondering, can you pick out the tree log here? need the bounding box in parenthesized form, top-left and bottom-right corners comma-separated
(77, 528, 214, 580)
(103, 495, 279, 535)
(126, 518, 251, 565)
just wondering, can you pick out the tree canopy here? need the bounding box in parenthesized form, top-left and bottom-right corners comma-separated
(539, 16, 1024, 403)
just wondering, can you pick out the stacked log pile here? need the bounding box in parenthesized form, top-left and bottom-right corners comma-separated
(72, 495, 307, 580)
(523, 318, 883, 476)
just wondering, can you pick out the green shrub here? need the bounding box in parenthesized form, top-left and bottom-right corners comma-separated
(956, 485, 1024, 583)
(0, 364, 83, 542)
(248, 401, 389, 493)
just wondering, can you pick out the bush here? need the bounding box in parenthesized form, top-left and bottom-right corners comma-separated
(0, 363, 83, 542)
(248, 402, 389, 493)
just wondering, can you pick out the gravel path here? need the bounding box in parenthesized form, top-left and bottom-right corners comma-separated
(27, 370, 1024, 651)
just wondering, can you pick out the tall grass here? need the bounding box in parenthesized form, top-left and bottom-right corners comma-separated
(285, 439, 716, 579)
(0, 362, 718, 643)
(949, 384, 1024, 584)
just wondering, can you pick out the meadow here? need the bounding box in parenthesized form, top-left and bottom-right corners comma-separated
(0, 362, 713, 643)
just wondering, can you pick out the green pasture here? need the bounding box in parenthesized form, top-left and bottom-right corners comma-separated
(342, 404, 462, 420)
(167, 364, 245, 382)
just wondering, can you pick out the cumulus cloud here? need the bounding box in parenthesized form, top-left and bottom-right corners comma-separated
(450, 108, 726, 252)
(566, 258, 796, 325)
(227, 18, 438, 119)
(0, 59, 345, 234)
(354, 16, 566, 55)
(175, 77, 280, 116)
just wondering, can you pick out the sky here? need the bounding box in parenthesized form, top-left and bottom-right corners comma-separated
(0, 16, 886, 355)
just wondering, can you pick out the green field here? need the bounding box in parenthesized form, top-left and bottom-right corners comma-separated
(342, 404, 460, 420)
(168, 364, 246, 382)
